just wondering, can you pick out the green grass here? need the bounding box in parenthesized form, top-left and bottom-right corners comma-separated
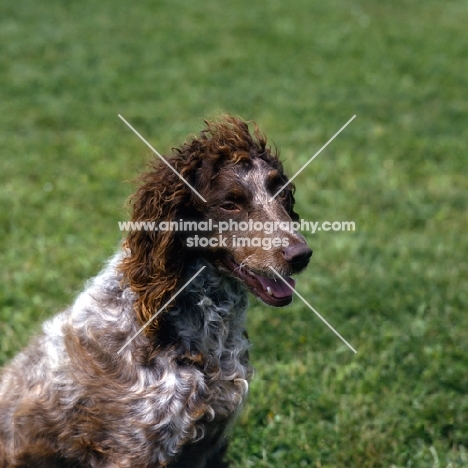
(1, 0, 467, 466)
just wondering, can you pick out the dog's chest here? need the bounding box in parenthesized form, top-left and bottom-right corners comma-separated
(167, 290, 252, 413)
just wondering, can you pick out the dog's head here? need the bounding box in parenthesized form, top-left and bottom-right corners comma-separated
(120, 116, 311, 330)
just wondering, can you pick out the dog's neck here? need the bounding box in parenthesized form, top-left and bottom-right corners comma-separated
(155, 259, 250, 365)
(88, 253, 250, 376)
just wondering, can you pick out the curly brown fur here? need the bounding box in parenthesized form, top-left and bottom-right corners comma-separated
(0, 115, 311, 467)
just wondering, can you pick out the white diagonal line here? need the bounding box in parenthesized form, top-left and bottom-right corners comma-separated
(118, 114, 207, 203)
(269, 266, 357, 353)
(117, 266, 206, 354)
(269, 115, 356, 201)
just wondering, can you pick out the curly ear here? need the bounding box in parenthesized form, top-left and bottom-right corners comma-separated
(119, 153, 202, 333)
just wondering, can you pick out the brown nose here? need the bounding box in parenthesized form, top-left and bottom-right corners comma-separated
(282, 244, 312, 272)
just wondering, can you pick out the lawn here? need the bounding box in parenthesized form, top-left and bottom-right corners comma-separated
(1, 0, 467, 466)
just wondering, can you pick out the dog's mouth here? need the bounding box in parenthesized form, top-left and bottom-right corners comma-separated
(222, 257, 295, 307)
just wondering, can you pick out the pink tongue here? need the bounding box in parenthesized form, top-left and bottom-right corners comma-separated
(257, 276, 296, 299)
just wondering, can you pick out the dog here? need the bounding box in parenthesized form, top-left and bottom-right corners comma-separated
(0, 115, 311, 467)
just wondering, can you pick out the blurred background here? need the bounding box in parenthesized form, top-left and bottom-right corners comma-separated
(1, 0, 467, 466)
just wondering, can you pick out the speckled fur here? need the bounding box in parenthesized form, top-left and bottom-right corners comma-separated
(0, 254, 251, 468)
(0, 116, 310, 467)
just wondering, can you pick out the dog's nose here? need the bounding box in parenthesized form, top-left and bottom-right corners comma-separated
(282, 244, 312, 272)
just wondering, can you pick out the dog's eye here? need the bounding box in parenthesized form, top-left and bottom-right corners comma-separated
(220, 202, 238, 211)
(277, 189, 288, 200)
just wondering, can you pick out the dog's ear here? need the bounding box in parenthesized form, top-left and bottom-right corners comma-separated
(119, 153, 200, 334)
